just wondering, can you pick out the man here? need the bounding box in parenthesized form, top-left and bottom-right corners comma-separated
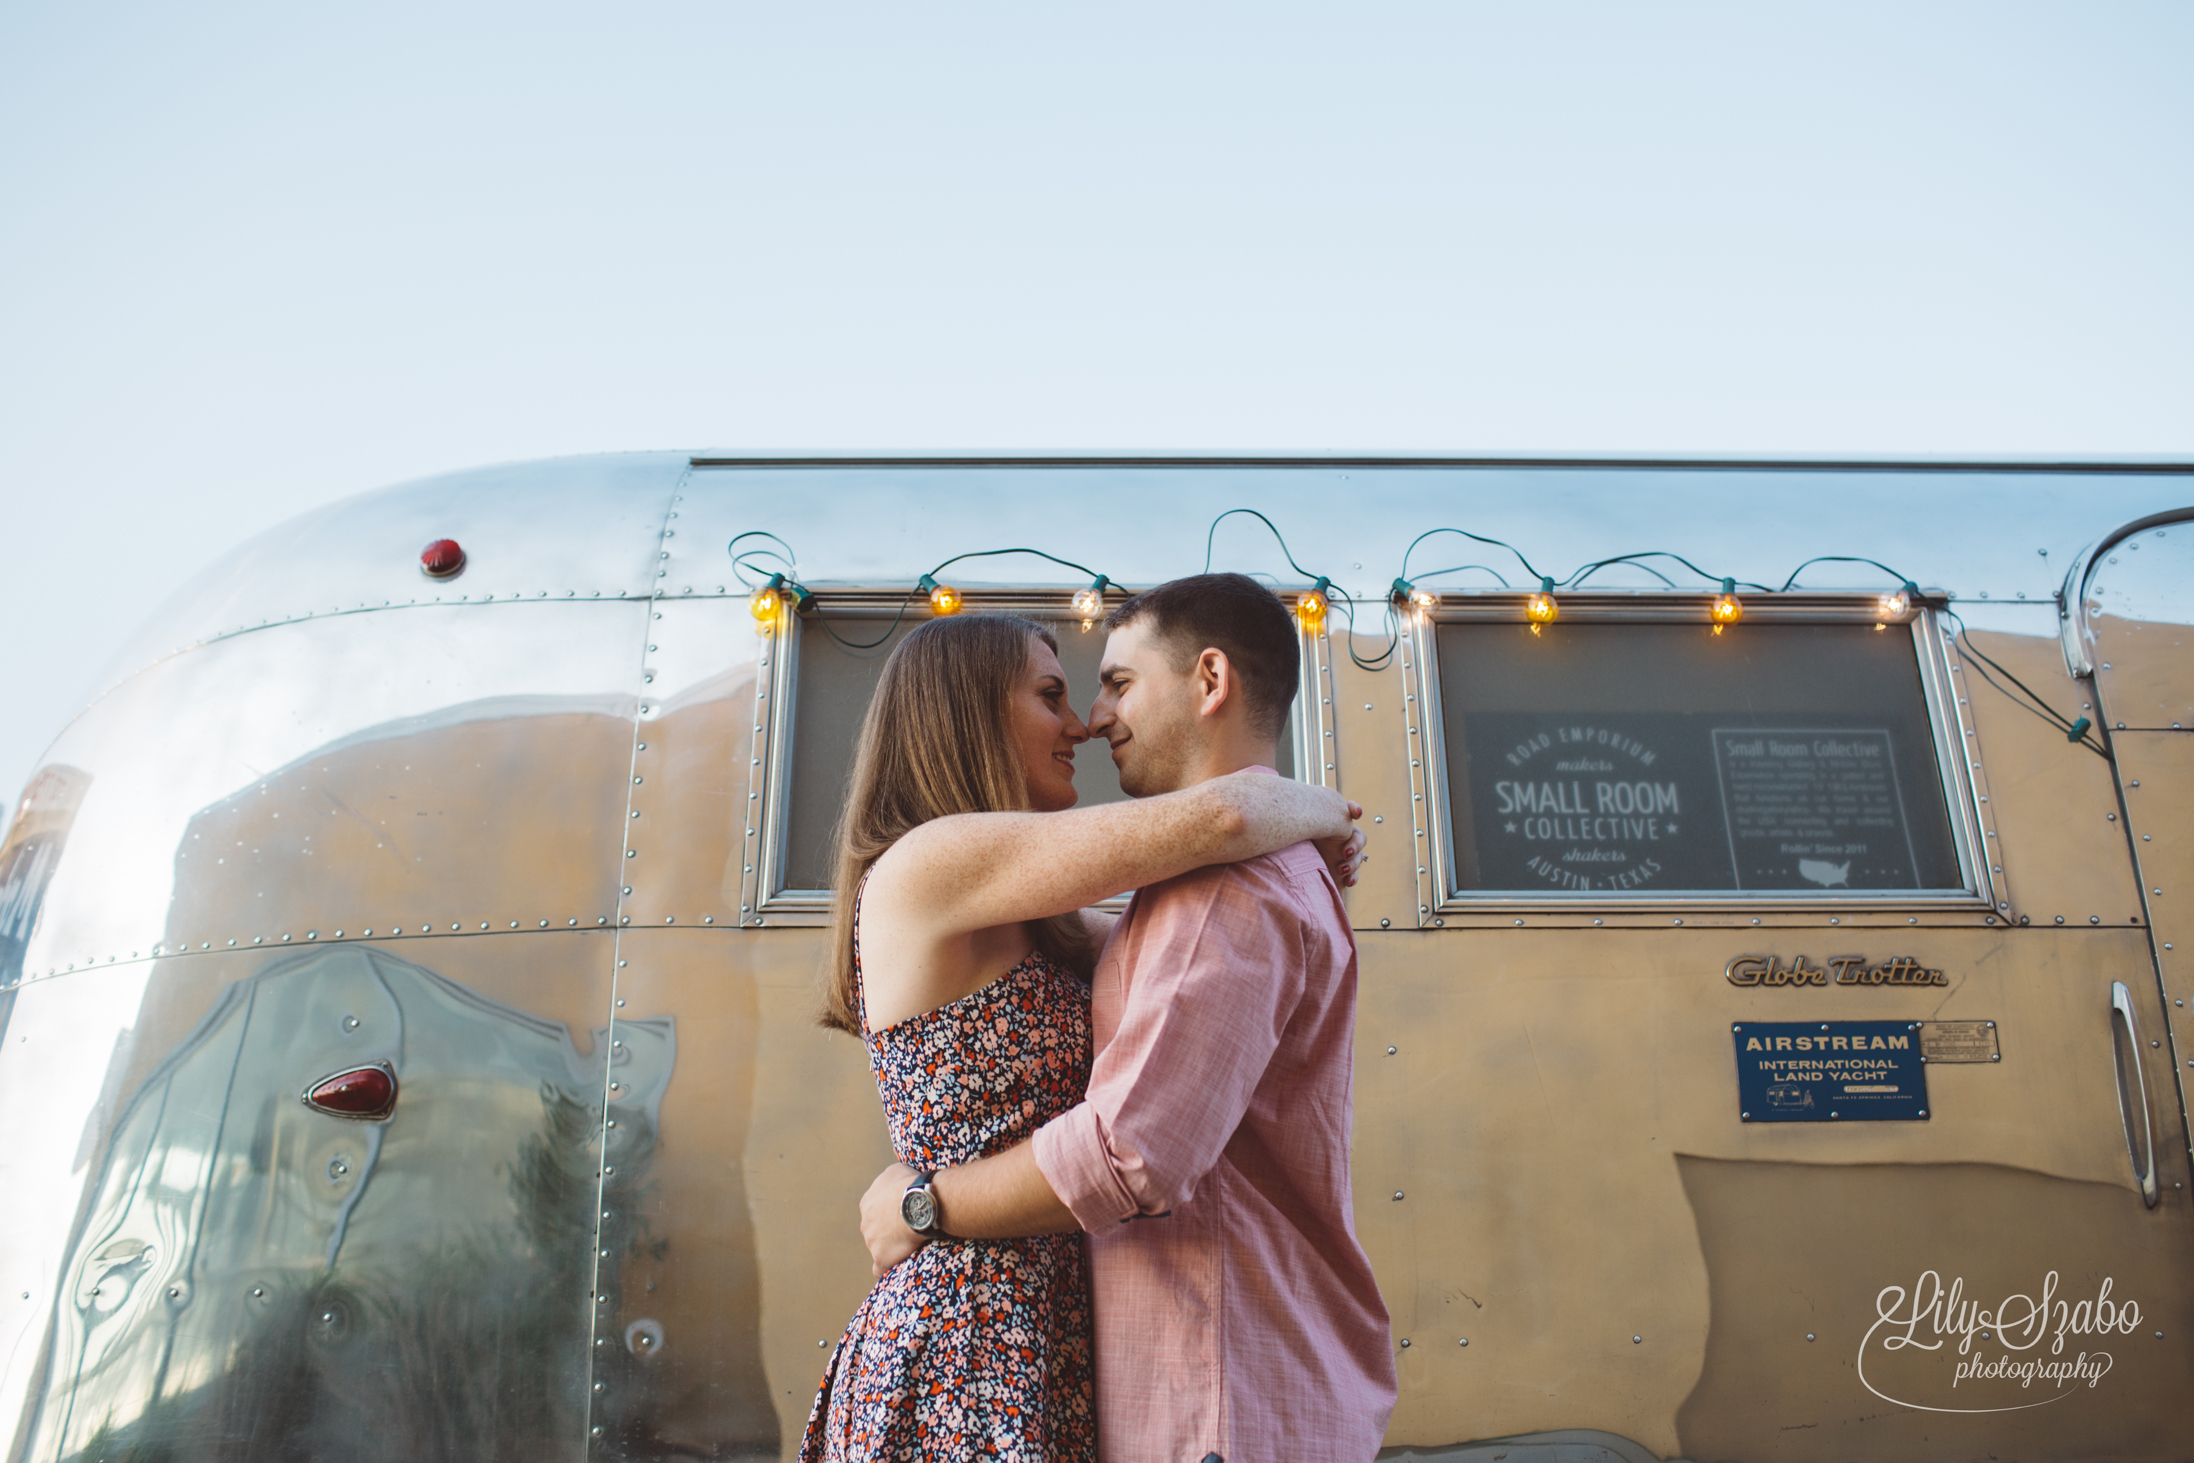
(860, 572, 1398, 1462)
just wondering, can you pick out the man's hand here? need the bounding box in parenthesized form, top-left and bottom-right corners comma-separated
(1315, 799, 1367, 887)
(860, 1160, 927, 1278)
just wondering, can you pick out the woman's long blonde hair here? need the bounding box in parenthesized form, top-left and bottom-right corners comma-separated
(820, 613, 1094, 1034)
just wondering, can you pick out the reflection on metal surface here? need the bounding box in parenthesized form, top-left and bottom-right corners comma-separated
(15, 945, 683, 1463)
(1723, 953, 1949, 987)
(20, 605, 644, 978)
(0, 767, 88, 1040)
(2057, 507, 2194, 678)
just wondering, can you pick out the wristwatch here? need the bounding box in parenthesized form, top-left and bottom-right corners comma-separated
(900, 1171, 950, 1239)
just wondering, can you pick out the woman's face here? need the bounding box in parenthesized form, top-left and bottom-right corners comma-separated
(1010, 636, 1090, 812)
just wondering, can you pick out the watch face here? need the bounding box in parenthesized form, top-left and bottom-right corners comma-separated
(901, 1187, 937, 1233)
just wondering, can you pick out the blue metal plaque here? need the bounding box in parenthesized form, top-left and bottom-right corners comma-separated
(1732, 1021, 1929, 1122)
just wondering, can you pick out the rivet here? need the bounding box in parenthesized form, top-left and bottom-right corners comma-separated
(1387, 1046, 1397, 1055)
(1393, 1191, 1404, 1201)
(1459, 1338, 1469, 1346)
(1806, 1332, 1816, 1342)
(1379, 918, 1391, 928)
(1633, 1335, 1643, 1344)
(1399, 1338, 1411, 1348)
(540, 920, 549, 928)
(704, 915, 714, 924)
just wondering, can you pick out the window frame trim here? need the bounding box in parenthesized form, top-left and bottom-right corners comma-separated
(1399, 592, 2002, 919)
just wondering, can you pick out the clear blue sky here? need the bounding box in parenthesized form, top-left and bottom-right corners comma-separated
(2, 2, 2189, 803)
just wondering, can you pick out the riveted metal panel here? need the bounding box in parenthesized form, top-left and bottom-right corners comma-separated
(1351, 927, 2194, 1461)
(93, 454, 686, 702)
(606, 927, 865, 1459)
(12, 602, 648, 983)
(2, 934, 624, 1463)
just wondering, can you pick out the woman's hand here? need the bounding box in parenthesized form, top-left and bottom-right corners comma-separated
(1317, 820, 1367, 887)
(860, 1160, 929, 1278)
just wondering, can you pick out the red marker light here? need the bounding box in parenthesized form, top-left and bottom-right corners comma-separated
(420, 539, 466, 579)
(303, 1064, 398, 1120)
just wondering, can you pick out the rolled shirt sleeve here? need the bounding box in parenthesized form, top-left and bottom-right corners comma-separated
(1033, 861, 1306, 1232)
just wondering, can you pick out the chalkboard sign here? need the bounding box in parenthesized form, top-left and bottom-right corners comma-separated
(1436, 623, 1963, 895)
(1712, 728, 1920, 889)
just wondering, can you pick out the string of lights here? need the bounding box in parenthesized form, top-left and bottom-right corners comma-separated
(1203, 507, 1401, 671)
(730, 538, 1126, 650)
(738, 525, 2093, 769)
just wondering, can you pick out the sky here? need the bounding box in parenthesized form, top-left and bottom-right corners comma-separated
(2, 1, 2190, 805)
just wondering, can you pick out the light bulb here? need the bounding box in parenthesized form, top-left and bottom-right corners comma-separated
(1409, 588, 1438, 613)
(1070, 587, 1103, 619)
(1710, 579, 1744, 626)
(1878, 582, 1915, 619)
(1295, 589, 1328, 632)
(1524, 578, 1559, 626)
(928, 582, 963, 616)
(749, 574, 785, 626)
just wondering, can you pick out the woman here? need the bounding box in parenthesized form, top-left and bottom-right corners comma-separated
(799, 612, 1360, 1463)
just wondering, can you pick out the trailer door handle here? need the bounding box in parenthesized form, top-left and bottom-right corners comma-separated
(2109, 981, 2160, 1209)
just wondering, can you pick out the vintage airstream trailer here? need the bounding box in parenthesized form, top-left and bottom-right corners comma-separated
(1, 455, 2190, 1463)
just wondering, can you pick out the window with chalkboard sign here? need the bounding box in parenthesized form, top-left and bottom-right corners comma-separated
(1411, 603, 1990, 909)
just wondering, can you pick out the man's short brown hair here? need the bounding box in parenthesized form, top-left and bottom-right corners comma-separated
(1103, 572, 1300, 739)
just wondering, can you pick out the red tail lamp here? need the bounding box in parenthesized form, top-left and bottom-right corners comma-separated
(419, 539, 466, 579)
(302, 1063, 399, 1121)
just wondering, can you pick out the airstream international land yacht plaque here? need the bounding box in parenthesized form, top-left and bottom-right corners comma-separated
(1434, 622, 1965, 896)
(1732, 1021, 1930, 1122)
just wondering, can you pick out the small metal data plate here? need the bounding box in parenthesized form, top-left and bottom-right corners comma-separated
(1919, 1020, 2000, 1063)
(1732, 1021, 1929, 1123)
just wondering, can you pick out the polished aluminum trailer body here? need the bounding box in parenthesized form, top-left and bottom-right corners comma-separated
(3, 455, 2191, 1462)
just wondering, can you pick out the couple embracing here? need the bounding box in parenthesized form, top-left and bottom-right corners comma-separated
(799, 574, 1398, 1463)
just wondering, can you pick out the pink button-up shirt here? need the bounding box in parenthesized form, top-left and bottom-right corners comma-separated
(1032, 832, 1397, 1463)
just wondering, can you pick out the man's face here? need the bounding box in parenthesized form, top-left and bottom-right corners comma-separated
(1087, 620, 1201, 797)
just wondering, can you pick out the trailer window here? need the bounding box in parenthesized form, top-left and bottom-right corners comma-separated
(1429, 621, 1965, 897)
(772, 611, 1301, 898)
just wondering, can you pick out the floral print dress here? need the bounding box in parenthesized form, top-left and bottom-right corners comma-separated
(799, 902, 1097, 1463)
